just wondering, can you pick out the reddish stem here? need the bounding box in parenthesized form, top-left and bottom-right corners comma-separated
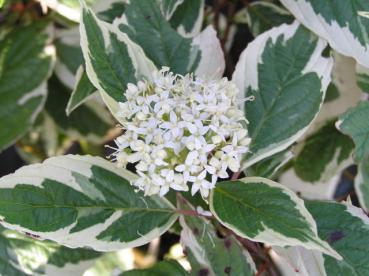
(231, 171, 241, 180)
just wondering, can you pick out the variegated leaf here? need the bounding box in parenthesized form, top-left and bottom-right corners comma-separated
(294, 120, 354, 183)
(246, 150, 293, 179)
(94, 0, 126, 23)
(305, 53, 362, 137)
(0, 23, 53, 152)
(233, 22, 332, 168)
(115, 0, 224, 78)
(0, 225, 101, 276)
(271, 246, 326, 276)
(46, 76, 111, 144)
(279, 168, 339, 201)
(242, 1, 294, 37)
(209, 177, 340, 259)
(54, 29, 98, 116)
(116, 0, 199, 75)
(0, 155, 178, 251)
(191, 25, 225, 80)
(280, 0, 369, 67)
(337, 102, 369, 162)
(80, 1, 156, 122)
(306, 201, 369, 275)
(169, 0, 204, 38)
(66, 66, 97, 115)
(178, 196, 256, 276)
(54, 27, 83, 89)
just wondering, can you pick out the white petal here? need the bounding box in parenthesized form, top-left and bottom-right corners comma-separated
(170, 111, 177, 123)
(159, 186, 169, 196)
(186, 151, 199, 165)
(205, 165, 216, 174)
(198, 170, 207, 180)
(175, 164, 186, 172)
(191, 183, 201, 195)
(127, 152, 141, 163)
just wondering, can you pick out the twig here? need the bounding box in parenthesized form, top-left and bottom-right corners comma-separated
(231, 171, 241, 180)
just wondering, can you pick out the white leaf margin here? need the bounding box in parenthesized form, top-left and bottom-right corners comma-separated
(279, 169, 340, 201)
(270, 246, 326, 276)
(0, 155, 178, 252)
(232, 21, 333, 169)
(192, 25, 225, 80)
(280, 0, 369, 67)
(209, 177, 341, 259)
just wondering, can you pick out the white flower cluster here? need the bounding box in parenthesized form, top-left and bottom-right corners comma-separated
(112, 67, 251, 198)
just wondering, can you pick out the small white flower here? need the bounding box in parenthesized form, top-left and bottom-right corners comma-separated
(189, 170, 214, 198)
(111, 67, 251, 197)
(205, 156, 229, 185)
(160, 111, 184, 138)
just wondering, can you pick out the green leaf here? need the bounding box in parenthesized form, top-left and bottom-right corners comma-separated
(337, 102, 369, 162)
(280, 0, 369, 67)
(0, 23, 53, 152)
(0, 0, 5, 8)
(243, 2, 294, 37)
(233, 22, 332, 168)
(169, 0, 204, 37)
(66, 67, 97, 115)
(306, 201, 369, 275)
(209, 177, 340, 259)
(121, 260, 186, 276)
(178, 196, 256, 275)
(117, 0, 200, 75)
(46, 76, 111, 144)
(294, 120, 354, 182)
(0, 155, 178, 251)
